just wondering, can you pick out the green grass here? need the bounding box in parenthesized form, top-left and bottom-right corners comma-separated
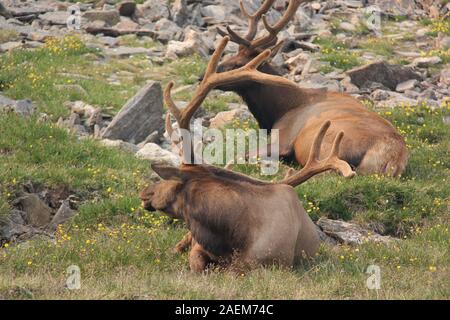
(314, 37, 361, 71)
(0, 36, 137, 119)
(0, 113, 152, 225)
(0, 29, 19, 44)
(0, 33, 449, 299)
(358, 38, 396, 59)
(0, 100, 448, 299)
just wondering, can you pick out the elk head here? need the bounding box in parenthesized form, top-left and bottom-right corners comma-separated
(139, 165, 186, 217)
(212, 0, 308, 90)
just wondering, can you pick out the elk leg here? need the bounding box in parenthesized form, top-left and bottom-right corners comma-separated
(173, 232, 193, 254)
(189, 241, 212, 273)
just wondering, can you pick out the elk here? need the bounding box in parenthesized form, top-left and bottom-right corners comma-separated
(140, 37, 356, 272)
(212, 0, 408, 176)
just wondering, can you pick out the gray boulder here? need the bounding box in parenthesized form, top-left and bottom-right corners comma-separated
(347, 61, 422, 91)
(0, 95, 35, 117)
(0, 3, 12, 19)
(13, 194, 52, 228)
(101, 81, 164, 144)
(0, 210, 31, 242)
(317, 218, 395, 245)
(47, 200, 77, 232)
(83, 10, 121, 26)
(136, 143, 181, 167)
(38, 11, 70, 25)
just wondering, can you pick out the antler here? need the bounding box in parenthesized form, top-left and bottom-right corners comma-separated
(164, 36, 299, 162)
(280, 121, 356, 187)
(164, 36, 298, 133)
(219, 0, 307, 49)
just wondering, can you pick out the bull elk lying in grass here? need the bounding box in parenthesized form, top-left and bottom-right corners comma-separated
(140, 37, 356, 272)
(212, 0, 408, 176)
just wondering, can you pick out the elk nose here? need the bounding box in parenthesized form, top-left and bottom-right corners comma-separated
(198, 73, 204, 82)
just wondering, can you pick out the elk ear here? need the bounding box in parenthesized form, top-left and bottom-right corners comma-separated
(151, 164, 183, 181)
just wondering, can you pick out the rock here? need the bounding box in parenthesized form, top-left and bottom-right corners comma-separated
(137, 131, 160, 148)
(0, 41, 22, 53)
(100, 139, 139, 153)
(114, 19, 139, 32)
(13, 194, 52, 228)
(210, 109, 252, 129)
(347, 61, 422, 91)
(367, 0, 414, 16)
(396, 79, 418, 92)
(371, 89, 392, 101)
(47, 200, 77, 232)
(317, 218, 395, 245)
(0, 2, 12, 18)
(85, 108, 103, 127)
(171, 0, 188, 26)
(284, 52, 311, 71)
(154, 18, 182, 43)
(166, 29, 209, 59)
(438, 36, 450, 49)
(0, 95, 35, 117)
(138, 0, 170, 22)
(68, 101, 98, 118)
(340, 77, 360, 94)
(339, 21, 356, 32)
(411, 56, 442, 68)
(440, 68, 450, 86)
(0, 210, 30, 242)
(83, 10, 121, 26)
(97, 36, 120, 47)
(101, 81, 164, 144)
(104, 46, 153, 58)
(118, 1, 136, 17)
(200, 5, 230, 24)
(136, 143, 181, 167)
(38, 11, 70, 25)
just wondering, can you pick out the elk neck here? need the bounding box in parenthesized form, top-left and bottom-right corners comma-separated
(233, 65, 325, 130)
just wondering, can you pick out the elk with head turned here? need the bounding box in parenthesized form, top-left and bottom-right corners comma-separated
(140, 37, 356, 272)
(212, 0, 408, 177)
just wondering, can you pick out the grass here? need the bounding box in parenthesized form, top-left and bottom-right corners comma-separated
(0, 29, 19, 44)
(358, 37, 396, 59)
(0, 33, 449, 299)
(314, 37, 361, 71)
(420, 18, 450, 37)
(0, 100, 448, 299)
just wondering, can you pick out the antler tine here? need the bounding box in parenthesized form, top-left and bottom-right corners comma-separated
(163, 36, 230, 132)
(217, 26, 251, 47)
(251, 0, 304, 49)
(307, 120, 330, 164)
(327, 131, 356, 179)
(240, 0, 276, 41)
(280, 121, 356, 187)
(163, 81, 182, 127)
(165, 112, 174, 138)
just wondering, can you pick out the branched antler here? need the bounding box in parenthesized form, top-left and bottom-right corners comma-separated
(280, 121, 356, 187)
(218, 0, 310, 50)
(164, 36, 299, 161)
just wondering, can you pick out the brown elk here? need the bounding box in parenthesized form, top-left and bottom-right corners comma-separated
(140, 37, 356, 272)
(212, 0, 408, 176)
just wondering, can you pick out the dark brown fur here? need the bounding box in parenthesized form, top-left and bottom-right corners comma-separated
(212, 47, 409, 176)
(140, 164, 321, 272)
